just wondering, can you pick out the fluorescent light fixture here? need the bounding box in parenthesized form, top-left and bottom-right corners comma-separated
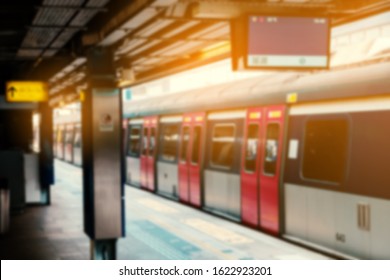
(73, 57, 86, 66)
(63, 65, 74, 73)
(188, 22, 227, 39)
(136, 19, 174, 37)
(162, 20, 199, 38)
(116, 39, 147, 55)
(121, 7, 158, 29)
(162, 41, 204, 56)
(200, 24, 229, 39)
(131, 57, 148, 65)
(129, 39, 162, 56)
(152, 40, 185, 56)
(142, 57, 164, 65)
(151, 0, 178, 7)
(99, 29, 128, 46)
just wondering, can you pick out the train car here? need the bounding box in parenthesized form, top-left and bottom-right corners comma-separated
(140, 116, 158, 191)
(125, 118, 143, 187)
(178, 113, 205, 207)
(64, 124, 74, 163)
(73, 124, 82, 166)
(283, 97, 390, 259)
(53, 126, 57, 158)
(53, 108, 81, 164)
(123, 61, 390, 259)
(157, 115, 181, 199)
(56, 125, 65, 160)
(203, 110, 244, 221)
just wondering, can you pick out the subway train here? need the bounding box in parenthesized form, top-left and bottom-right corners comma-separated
(123, 61, 390, 260)
(54, 61, 390, 259)
(53, 114, 82, 166)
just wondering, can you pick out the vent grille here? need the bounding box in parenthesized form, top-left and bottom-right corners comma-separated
(357, 203, 370, 231)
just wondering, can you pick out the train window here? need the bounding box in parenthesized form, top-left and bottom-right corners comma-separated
(141, 127, 148, 156)
(180, 126, 190, 162)
(211, 124, 235, 169)
(57, 129, 63, 143)
(160, 124, 179, 162)
(191, 126, 201, 165)
(244, 123, 259, 173)
(302, 119, 348, 183)
(263, 123, 280, 176)
(64, 130, 69, 144)
(74, 129, 81, 148)
(149, 127, 156, 157)
(65, 129, 74, 144)
(128, 125, 142, 156)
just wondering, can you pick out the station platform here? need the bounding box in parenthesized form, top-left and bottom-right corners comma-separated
(0, 160, 331, 260)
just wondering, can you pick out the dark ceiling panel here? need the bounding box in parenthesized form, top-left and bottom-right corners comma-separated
(86, 0, 110, 7)
(17, 49, 43, 58)
(0, 0, 113, 85)
(21, 27, 61, 49)
(43, 0, 84, 6)
(70, 10, 99, 26)
(33, 8, 77, 26)
(51, 28, 79, 48)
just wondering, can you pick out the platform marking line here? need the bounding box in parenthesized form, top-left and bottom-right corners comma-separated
(128, 220, 200, 260)
(183, 218, 254, 245)
(129, 226, 185, 259)
(137, 198, 177, 213)
(147, 216, 238, 260)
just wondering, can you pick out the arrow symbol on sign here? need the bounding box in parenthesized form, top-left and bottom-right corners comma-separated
(7, 86, 17, 98)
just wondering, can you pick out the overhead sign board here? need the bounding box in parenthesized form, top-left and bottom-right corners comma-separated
(6, 81, 48, 102)
(231, 15, 330, 71)
(246, 16, 330, 69)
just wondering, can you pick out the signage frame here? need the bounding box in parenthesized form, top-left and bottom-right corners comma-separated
(231, 14, 331, 72)
(6, 81, 48, 102)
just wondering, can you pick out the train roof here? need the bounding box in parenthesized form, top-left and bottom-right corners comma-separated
(123, 61, 390, 118)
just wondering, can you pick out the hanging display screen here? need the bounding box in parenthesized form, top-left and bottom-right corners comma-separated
(246, 15, 330, 70)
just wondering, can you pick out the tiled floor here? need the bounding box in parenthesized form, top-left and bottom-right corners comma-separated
(0, 162, 88, 260)
(0, 160, 331, 260)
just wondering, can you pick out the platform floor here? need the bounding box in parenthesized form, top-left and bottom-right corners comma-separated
(0, 160, 331, 260)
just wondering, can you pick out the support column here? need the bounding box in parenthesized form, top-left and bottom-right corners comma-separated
(82, 47, 125, 260)
(90, 239, 117, 260)
(38, 102, 54, 205)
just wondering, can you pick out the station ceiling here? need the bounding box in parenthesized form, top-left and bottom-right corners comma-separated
(0, 0, 389, 96)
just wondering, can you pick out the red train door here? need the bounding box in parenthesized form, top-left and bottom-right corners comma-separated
(241, 106, 285, 234)
(178, 117, 191, 202)
(147, 117, 158, 191)
(140, 124, 148, 189)
(259, 106, 285, 234)
(140, 116, 158, 191)
(178, 112, 204, 207)
(241, 108, 263, 227)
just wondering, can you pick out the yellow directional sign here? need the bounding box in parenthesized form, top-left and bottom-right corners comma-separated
(6, 81, 48, 102)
